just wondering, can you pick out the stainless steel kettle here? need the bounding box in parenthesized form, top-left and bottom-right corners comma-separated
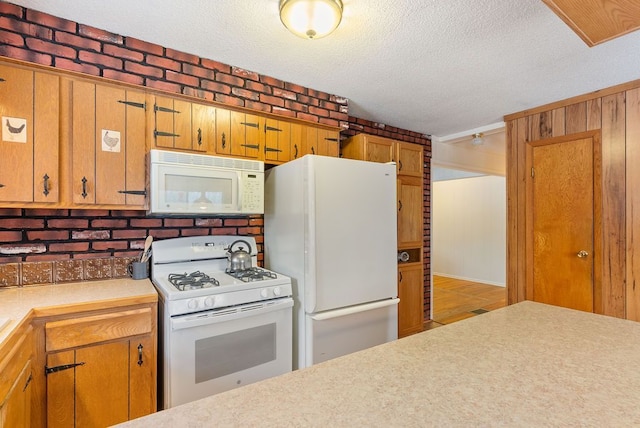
(226, 239, 252, 272)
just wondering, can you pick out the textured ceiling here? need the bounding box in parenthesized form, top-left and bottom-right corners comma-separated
(11, 0, 640, 139)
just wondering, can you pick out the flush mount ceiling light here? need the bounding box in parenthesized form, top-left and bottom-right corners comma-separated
(279, 0, 343, 39)
(471, 133, 484, 146)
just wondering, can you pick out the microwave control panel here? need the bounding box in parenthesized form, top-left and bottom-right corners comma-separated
(241, 171, 264, 213)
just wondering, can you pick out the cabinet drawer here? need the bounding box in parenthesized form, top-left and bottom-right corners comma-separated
(45, 308, 152, 352)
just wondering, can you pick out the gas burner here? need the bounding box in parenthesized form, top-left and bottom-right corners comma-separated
(226, 267, 278, 283)
(168, 271, 220, 291)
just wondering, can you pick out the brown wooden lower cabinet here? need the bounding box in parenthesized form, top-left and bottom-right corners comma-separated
(398, 262, 424, 338)
(41, 305, 157, 427)
(0, 325, 33, 428)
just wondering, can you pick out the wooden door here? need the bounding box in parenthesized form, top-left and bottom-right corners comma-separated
(191, 103, 215, 153)
(290, 123, 303, 160)
(528, 132, 601, 312)
(153, 96, 176, 149)
(215, 108, 231, 156)
(34, 72, 60, 203)
(398, 263, 424, 337)
(0, 64, 34, 202)
(264, 118, 291, 163)
(95, 84, 127, 205)
(0, 360, 31, 428)
(302, 125, 317, 156)
(317, 128, 340, 157)
(230, 111, 247, 157)
(172, 99, 192, 150)
(129, 336, 156, 419)
(47, 342, 129, 428)
(365, 135, 394, 163)
(396, 142, 423, 177)
(397, 176, 423, 249)
(71, 80, 96, 204)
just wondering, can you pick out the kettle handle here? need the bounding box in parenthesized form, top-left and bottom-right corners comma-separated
(229, 239, 252, 253)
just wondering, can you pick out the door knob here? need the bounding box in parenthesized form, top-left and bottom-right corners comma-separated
(577, 250, 589, 258)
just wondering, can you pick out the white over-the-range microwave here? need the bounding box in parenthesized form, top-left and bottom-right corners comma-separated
(148, 149, 264, 216)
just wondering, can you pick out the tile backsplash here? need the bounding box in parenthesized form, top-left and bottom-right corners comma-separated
(0, 257, 139, 288)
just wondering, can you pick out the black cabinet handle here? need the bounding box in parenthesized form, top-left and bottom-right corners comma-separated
(81, 177, 88, 198)
(222, 132, 226, 149)
(311, 146, 315, 155)
(43, 174, 50, 196)
(398, 200, 402, 211)
(294, 144, 298, 158)
(399, 160, 403, 171)
(137, 343, 144, 366)
(197, 128, 202, 146)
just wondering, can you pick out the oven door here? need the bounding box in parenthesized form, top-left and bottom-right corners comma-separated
(165, 298, 293, 408)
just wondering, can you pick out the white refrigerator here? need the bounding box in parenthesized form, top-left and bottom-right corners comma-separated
(264, 155, 399, 370)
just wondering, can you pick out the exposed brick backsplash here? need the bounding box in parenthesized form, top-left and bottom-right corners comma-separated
(0, 1, 348, 128)
(0, 209, 263, 264)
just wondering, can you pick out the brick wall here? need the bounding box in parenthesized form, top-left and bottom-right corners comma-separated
(0, 2, 433, 317)
(0, 2, 348, 128)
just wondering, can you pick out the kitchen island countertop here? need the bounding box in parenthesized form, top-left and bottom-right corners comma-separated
(118, 300, 640, 427)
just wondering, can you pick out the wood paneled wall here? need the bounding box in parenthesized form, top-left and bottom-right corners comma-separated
(505, 79, 640, 321)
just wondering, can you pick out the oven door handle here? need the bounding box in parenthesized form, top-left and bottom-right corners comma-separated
(171, 298, 293, 331)
(309, 298, 399, 321)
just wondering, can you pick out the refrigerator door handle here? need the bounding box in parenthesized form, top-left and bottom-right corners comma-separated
(309, 298, 400, 321)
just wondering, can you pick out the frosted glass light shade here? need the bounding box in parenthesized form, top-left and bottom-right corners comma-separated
(279, 0, 343, 39)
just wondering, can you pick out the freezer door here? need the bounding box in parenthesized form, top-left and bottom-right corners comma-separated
(305, 156, 399, 313)
(305, 298, 399, 367)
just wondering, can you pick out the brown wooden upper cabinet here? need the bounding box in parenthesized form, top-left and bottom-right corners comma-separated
(0, 63, 59, 204)
(264, 118, 292, 163)
(70, 79, 146, 207)
(342, 133, 423, 177)
(215, 110, 262, 160)
(150, 95, 211, 153)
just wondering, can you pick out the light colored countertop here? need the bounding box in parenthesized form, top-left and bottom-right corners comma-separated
(0, 278, 157, 346)
(119, 301, 640, 427)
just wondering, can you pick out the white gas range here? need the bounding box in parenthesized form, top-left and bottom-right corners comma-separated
(151, 235, 293, 409)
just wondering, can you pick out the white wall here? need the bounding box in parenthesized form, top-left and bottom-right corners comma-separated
(432, 175, 506, 286)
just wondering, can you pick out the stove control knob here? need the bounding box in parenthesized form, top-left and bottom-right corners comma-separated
(260, 289, 269, 298)
(204, 296, 215, 307)
(187, 299, 199, 310)
(273, 287, 282, 296)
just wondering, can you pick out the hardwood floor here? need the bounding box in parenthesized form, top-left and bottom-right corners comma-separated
(425, 275, 507, 330)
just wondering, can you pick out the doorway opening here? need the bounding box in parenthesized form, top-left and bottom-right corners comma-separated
(429, 166, 507, 326)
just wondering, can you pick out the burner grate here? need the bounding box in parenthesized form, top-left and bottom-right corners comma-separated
(168, 271, 220, 291)
(226, 267, 277, 283)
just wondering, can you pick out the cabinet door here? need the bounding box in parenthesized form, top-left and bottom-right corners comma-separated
(0, 360, 32, 428)
(365, 135, 394, 163)
(264, 118, 291, 163)
(317, 128, 340, 157)
(47, 343, 129, 427)
(397, 176, 423, 249)
(302, 125, 317, 156)
(229, 112, 262, 159)
(396, 142, 423, 177)
(71, 80, 96, 204)
(172, 99, 192, 150)
(290, 123, 303, 160)
(73, 81, 146, 207)
(129, 336, 156, 419)
(0, 64, 33, 202)
(0, 65, 59, 204)
(191, 103, 215, 153)
(398, 263, 424, 337)
(152, 96, 176, 149)
(34, 72, 60, 203)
